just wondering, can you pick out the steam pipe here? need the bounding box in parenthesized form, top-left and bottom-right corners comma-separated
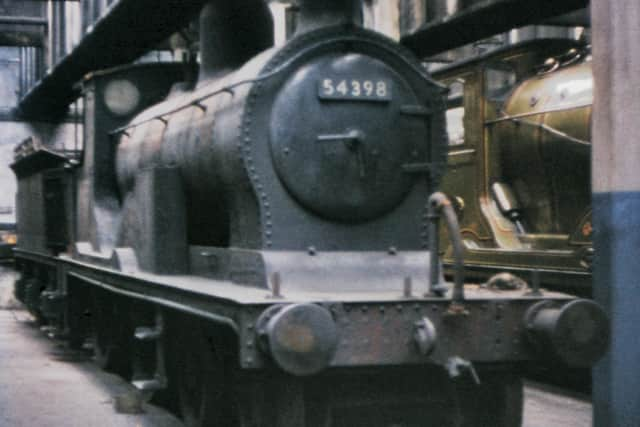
(428, 203, 444, 296)
(428, 192, 465, 303)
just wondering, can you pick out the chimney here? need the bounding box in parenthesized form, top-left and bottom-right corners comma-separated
(198, 0, 274, 81)
(295, 0, 363, 35)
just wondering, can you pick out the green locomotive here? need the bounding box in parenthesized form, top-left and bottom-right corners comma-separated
(435, 38, 593, 296)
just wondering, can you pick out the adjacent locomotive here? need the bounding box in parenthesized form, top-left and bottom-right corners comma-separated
(434, 39, 594, 296)
(11, 2, 606, 426)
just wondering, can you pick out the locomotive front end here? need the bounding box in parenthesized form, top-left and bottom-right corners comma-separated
(267, 44, 439, 224)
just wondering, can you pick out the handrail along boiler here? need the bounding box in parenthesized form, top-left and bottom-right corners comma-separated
(10, 2, 608, 426)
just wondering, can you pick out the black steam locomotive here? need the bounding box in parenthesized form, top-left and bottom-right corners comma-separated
(11, 1, 607, 426)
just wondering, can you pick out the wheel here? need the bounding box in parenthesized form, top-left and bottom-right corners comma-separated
(173, 319, 236, 427)
(13, 273, 25, 303)
(91, 292, 132, 378)
(455, 373, 523, 427)
(176, 327, 223, 427)
(66, 283, 90, 350)
(25, 278, 46, 324)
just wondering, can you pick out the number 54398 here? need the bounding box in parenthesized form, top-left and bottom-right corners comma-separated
(318, 78, 392, 101)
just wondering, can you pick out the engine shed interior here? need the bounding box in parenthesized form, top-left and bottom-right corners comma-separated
(0, 1, 636, 426)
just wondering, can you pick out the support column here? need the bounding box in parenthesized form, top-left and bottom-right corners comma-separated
(592, 1, 640, 426)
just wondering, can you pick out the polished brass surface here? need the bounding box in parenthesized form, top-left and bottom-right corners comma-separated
(434, 40, 592, 293)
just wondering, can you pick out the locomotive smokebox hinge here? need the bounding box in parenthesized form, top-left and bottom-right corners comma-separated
(400, 105, 432, 117)
(402, 162, 431, 174)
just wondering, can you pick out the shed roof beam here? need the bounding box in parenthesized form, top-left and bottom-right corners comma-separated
(401, 0, 589, 57)
(17, 0, 208, 120)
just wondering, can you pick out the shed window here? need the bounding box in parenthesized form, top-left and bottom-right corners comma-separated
(446, 81, 465, 146)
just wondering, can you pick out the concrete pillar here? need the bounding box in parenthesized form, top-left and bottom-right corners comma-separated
(591, 1, 640, 426)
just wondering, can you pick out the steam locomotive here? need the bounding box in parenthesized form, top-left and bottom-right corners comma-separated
(434, 38, 593, 296)
(10, 2, 606, 426)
